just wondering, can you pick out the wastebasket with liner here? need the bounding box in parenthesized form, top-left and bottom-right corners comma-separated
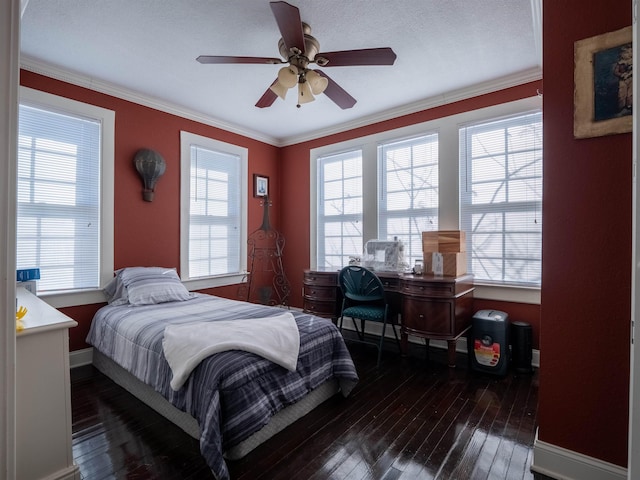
(468, 309, 509, 375)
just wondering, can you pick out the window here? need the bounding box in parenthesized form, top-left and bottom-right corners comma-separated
(311, 96, 542, 302)
(459, 111, 543, 286)
(378, 134, 439, 266)
(180, 131, 247, 288)
(315, 136, 439, 270)
(316, 149, 363, 269)
(17, 87, 114, 298)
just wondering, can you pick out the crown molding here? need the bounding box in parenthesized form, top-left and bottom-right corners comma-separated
(280, 67, 542, 146)
(19, 57, 280, 146)
(20, 57, 541, 148)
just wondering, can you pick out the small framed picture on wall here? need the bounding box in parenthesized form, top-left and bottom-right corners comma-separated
(253, 174, 269, 197)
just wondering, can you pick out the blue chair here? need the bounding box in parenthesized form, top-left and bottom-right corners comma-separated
(338, 265, 400, 367)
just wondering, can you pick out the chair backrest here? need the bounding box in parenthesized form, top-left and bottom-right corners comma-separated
(338, 266, 385, 303)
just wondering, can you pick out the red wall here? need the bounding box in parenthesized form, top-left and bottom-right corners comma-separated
(21, 70, 281, 351)
(24, 2, 634, 466)
(23, 69, 543, 352)
(539, 0, 631, 467)
(280, 81, 543, 348)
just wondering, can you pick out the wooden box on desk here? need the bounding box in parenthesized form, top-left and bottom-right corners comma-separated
(422, 230, 466, 253)
(424, 251, 467, 277)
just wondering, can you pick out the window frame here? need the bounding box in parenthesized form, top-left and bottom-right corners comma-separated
(459, 111, 543, 287)
(310, 96, 542, 304)
(377, 132, 440, 267)
(316, 148, 364, 270)
(18, 87, 115, 308)
(179, 130, 248, 290)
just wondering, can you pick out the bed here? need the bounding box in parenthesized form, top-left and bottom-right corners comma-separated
(86, 267, 359, 480)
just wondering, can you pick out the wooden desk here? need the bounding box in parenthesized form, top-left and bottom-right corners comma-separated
(303, 269, 474, 367)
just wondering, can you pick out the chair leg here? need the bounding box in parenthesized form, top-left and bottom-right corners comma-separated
(339, 299, 346, 333)
(377, 305, 390, 367)
(377, 319, 388, 367)
(391, 324, 401, 352)
(350, 317, 364, 340)
(350, 318, 365, 340)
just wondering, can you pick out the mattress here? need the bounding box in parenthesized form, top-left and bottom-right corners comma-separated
(86, 293, 358, 480)
(92, 350, 339, 460)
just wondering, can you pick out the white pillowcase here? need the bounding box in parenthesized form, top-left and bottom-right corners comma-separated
(103, 270, 129, 305)
(104, 267, 194, 306)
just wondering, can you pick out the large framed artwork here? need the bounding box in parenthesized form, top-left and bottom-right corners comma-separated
(574, 26, 632, 139)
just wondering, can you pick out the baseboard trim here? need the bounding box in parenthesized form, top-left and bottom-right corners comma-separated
(70, 320, 541, 370)
(46, 464, 81, 480)
(532, 430, 627, 480)
(70, 347, 93, 368)
(340, 320, 540, 367)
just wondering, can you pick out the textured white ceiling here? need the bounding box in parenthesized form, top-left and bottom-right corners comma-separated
(20, 0, 541, 146)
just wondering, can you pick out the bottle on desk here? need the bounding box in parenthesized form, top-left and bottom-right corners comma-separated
(413, 259, 423, 275)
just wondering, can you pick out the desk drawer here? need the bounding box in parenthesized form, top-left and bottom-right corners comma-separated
(379, 275, 401, 292)
(401, 280, 455, 297)
(303, 299, 336, 318)
(303, 271, 338, 286)
(303, 284, 336, 301)
(402, 297, 455, 337)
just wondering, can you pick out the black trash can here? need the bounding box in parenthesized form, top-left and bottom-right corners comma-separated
(511, 321, 534, 374)
(468, 310, 509, 376)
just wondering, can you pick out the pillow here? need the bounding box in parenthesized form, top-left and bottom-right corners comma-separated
(118, 267, 194, 306)
(103, 269, 129, 305)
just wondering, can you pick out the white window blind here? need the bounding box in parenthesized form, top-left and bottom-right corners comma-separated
(17, 103, 102, 293)
(378, 134, 439, 266)
(187, 144, 242, 278)
(459, 111, 543, 286)
(317, 149, 363, 269)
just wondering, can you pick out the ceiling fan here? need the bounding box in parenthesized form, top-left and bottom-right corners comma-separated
(196, 1, 397, 109)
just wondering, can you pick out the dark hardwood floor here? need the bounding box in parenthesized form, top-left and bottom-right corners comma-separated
(71, 340, 541, 480)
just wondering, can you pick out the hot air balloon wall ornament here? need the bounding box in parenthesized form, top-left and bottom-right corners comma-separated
(134, 148, 166, 202)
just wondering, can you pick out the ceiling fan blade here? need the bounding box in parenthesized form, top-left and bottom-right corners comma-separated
(255, 80, 279, 108)
(270, 1, 305, 55)
(314, 70, 356, 109)
(315, 47, 397, 67)
(196, 55, 283, 65)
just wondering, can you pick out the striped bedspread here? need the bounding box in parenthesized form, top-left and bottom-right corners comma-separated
(86, 294, 359, 480)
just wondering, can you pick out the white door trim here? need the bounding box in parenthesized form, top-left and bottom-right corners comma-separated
(1, 1, 19, 478)
(629, 2, 640, 479)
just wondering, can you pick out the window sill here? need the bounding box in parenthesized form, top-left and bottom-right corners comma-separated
(37, 273, 249, 308)
(473, 283, 540, 305)
(38, 289, 107, 309)
(183, 273, 247, 291)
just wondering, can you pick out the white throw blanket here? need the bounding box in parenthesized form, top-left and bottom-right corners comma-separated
(163, 311, 300, 390)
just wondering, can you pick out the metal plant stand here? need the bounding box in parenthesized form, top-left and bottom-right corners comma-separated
(241, 196, 290, 307)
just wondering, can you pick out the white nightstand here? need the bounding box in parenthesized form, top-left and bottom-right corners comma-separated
(16, 286, 80, 480)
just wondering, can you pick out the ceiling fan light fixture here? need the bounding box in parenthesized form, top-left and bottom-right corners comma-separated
(277, 65, 299, 88)
(305, 70, 328, 95)
(297, 80, 315, 107)
(197, 2, 396, 110)
(269, 80, 290, 100)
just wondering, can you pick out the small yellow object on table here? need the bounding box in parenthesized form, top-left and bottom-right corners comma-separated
(16, 305, 27, 332)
